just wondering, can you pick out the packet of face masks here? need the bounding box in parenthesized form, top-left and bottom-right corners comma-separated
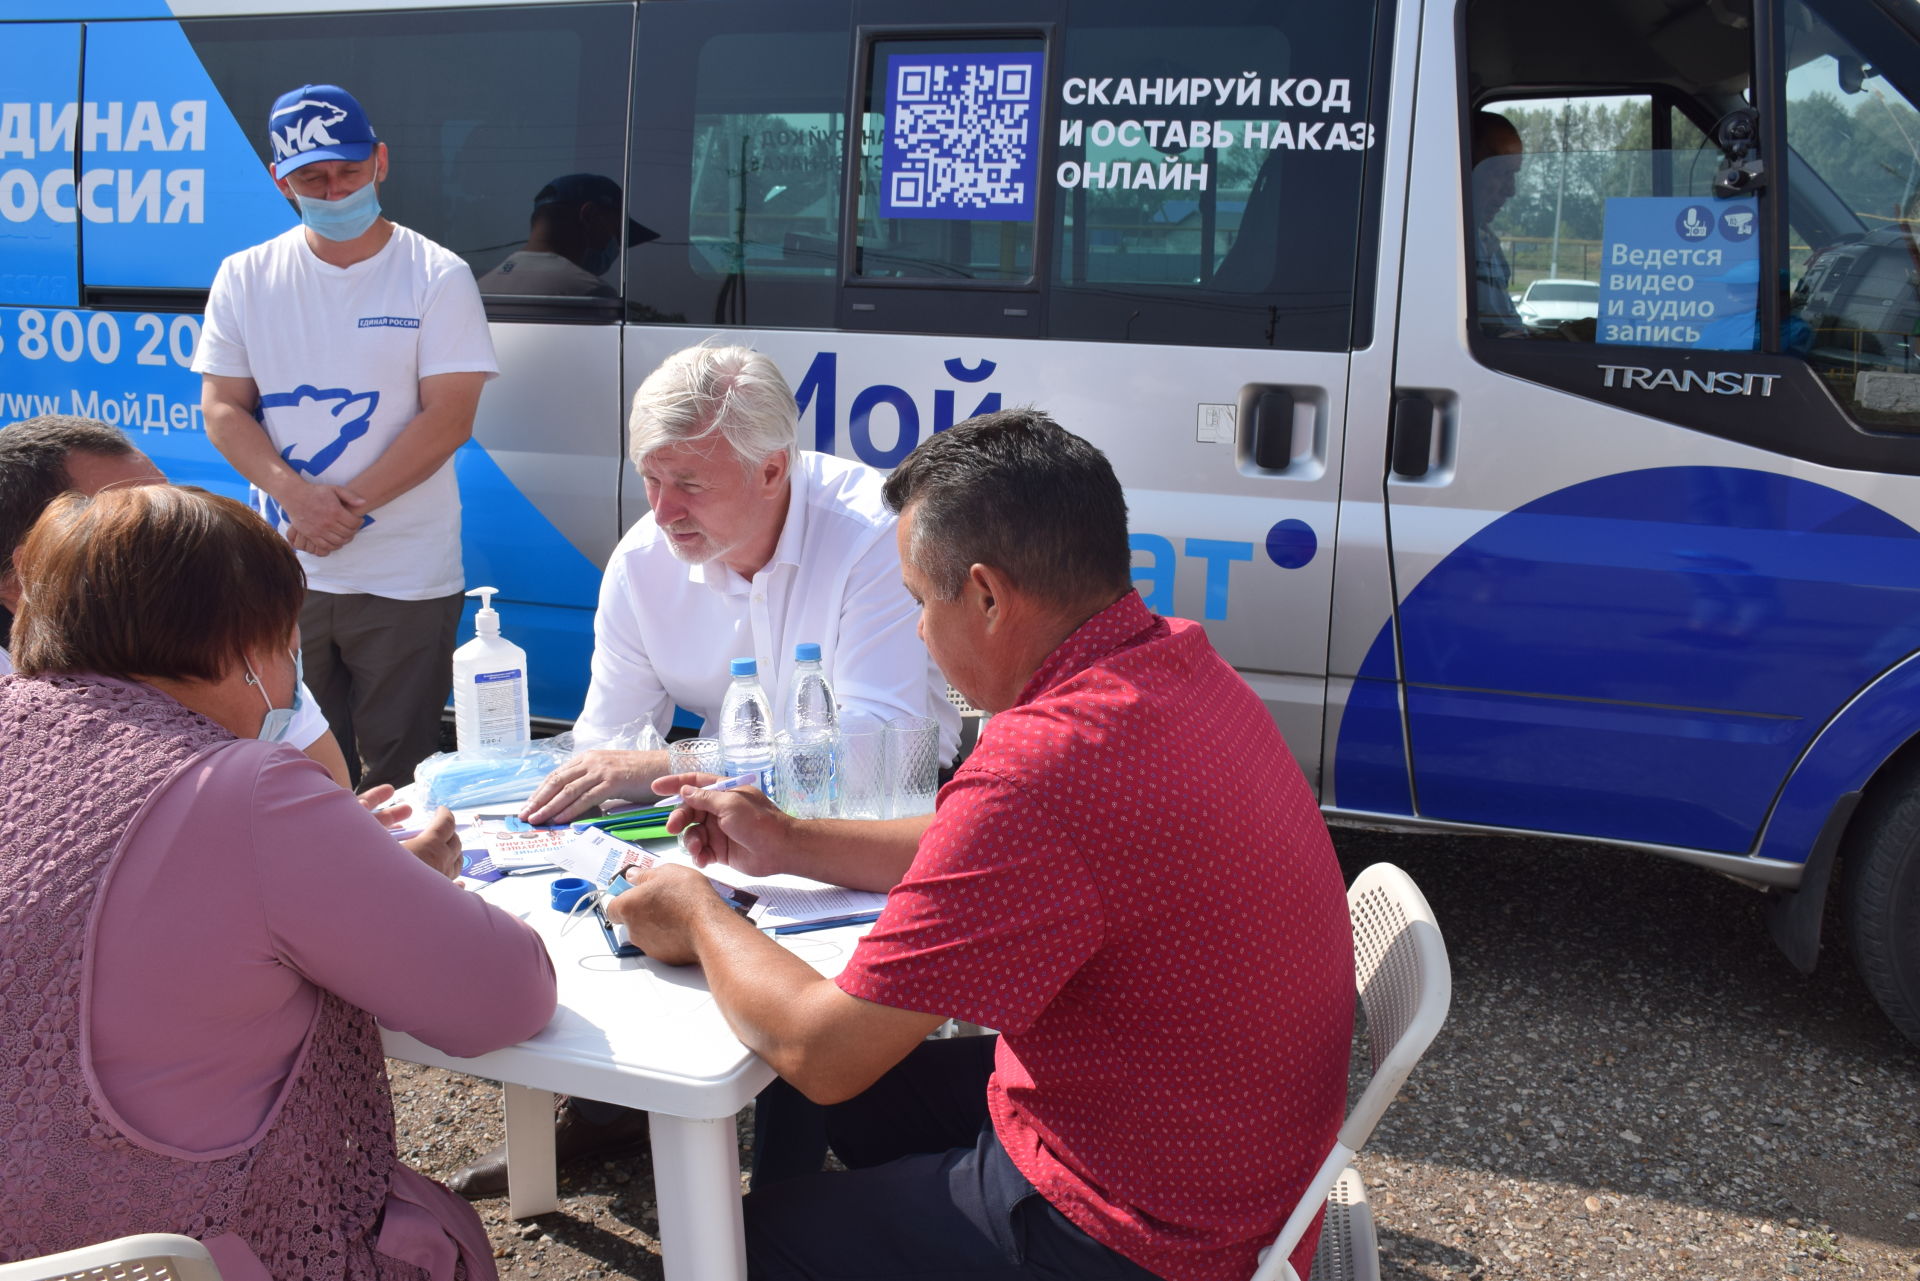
(414, 718, 666, 810)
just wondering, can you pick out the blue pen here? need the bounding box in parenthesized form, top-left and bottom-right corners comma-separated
(772, 910, 882, 936)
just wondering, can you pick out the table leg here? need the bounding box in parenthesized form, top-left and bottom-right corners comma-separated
(503, 1084, 558, 1220)
(649, 1112, 747, 1281)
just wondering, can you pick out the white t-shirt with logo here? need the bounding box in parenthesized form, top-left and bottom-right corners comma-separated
(194, 225, 499, 600)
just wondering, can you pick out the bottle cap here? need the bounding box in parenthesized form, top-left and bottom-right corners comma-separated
(794, 642, 821, 663)
(730, 657, 758, 678)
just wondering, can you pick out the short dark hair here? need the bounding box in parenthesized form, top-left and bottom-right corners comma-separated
(0, 415, 138, 649)
(0, 415, 136, 571)
(882, 408, 1130, 607)
(1470, 110, 1520, 166)
(11, 485, 304, 683)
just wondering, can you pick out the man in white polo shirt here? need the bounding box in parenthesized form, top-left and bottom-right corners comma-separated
(518, 343, 957, 825)
(195, 84, 498, 788)
(450, 344, 955, 1199)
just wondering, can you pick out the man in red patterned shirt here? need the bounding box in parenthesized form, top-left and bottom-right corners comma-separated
(611, 410, 1354, 1281)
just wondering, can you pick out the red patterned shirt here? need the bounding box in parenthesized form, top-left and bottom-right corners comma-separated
(839, 591, 1353, 1281)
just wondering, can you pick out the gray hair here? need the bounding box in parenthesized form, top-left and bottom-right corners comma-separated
(627, 345, 796, 471)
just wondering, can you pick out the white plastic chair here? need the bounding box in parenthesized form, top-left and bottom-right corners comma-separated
(1252, 862, 1453, 1281)
(0, 1234, 222, 1281)
(945, 682, 989, 763)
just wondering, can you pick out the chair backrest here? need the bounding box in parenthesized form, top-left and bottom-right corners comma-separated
(1250, 862, 1452, 1281)
(1339, 863, 1452, 1153)
(0, 1234, 222, 1281)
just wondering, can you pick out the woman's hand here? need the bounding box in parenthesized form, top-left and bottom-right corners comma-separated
(357, 782, 414, 829)
(401, 806, 462, 879)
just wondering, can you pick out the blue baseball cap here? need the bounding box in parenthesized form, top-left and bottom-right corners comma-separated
(533, 172, 623, 210)
(268, 84, 377, 179)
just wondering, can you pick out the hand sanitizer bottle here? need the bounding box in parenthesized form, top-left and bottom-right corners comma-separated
(453, 586, 531, 753)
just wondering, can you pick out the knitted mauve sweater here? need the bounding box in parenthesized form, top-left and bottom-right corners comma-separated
(0, 673, 485, 1281)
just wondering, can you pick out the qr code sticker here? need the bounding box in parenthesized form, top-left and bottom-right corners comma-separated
(881, 53, 1042, 222)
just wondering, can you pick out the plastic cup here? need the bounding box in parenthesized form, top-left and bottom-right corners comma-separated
(774, 729, 837, 819)
(884, 714, 939, 819)
(667, 737, 724, 780)
(836, 713, 889, 820)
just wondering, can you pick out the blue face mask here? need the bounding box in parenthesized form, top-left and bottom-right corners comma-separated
(578, 238, 618, 278)
(296, 180, 382, 242)
(247, 648, 306, 743)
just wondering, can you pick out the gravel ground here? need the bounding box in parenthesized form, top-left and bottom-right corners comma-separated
(389, 827, 1920, 1280)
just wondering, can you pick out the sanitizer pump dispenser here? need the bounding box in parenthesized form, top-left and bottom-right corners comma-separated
(453, 586, 531, 753)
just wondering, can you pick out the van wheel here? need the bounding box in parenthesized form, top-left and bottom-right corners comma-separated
(1845, 777, 1920, 1047)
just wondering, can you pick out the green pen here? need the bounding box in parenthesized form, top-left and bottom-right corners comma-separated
(601, 821, 676, 842)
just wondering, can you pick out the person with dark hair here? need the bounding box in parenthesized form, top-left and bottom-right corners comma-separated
(1471, 109, 1529, 334)
(608, 409, 1355, 1281)
(0, 483, 555, 1279)
(476, 172, 656, 298)
(0, 414, 359, 789)
(0, 414, 157, 661)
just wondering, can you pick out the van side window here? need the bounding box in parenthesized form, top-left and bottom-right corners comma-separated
(1784, 0, 1920, 429)
(1470, 96, 1715, 342)
(627, 1, 851, 329)
(851, 37, 1045, 284)
(1049, 0, 1387, 351)
(175, 5, 631, 306)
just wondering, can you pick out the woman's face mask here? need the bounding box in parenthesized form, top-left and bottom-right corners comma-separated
(246, 647, 305, 742)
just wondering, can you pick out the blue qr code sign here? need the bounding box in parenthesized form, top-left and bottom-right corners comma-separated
(881, 52, 1042, 222)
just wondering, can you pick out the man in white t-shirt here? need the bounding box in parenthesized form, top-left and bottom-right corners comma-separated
(195, 84, 499, 788)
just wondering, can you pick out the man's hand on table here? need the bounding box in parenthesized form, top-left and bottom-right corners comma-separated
(606, 863, 734, 965)
(520, 748, 670, 824)
(656, 774, 796, 878)
(608, 856, 946, 1105)
(398, 806, 463, 879)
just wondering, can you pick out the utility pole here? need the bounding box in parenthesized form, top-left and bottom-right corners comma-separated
(1549, 101, 1570, 278)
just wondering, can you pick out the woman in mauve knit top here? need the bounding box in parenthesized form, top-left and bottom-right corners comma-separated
(0, 484, 556, 1281)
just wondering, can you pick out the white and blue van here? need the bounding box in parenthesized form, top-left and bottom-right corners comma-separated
(4, 0, 1919, 1047)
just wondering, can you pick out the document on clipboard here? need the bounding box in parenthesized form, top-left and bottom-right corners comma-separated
(488, 827, 638, 884)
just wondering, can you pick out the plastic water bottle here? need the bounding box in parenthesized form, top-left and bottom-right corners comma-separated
(717, 657, 774, 788)
(789, 642, 838, 738)
(784, 642, 838, 818)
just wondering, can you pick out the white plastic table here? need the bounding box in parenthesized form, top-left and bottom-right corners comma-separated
(380, 855, 863, 1281)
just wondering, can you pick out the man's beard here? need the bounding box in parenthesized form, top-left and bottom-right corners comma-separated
(663, 524, 731, 565)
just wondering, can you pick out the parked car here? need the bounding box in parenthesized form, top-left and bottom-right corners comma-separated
(1516, 277, 1601, 330)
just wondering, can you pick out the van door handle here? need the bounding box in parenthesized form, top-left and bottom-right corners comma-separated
(1248, 387, 1296, 470)
(1390, 393, 1435, 478)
